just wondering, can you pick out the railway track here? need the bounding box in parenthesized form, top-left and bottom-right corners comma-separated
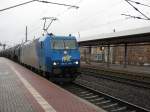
(61, 80, 150, 112)
(80, 67, 150, 89)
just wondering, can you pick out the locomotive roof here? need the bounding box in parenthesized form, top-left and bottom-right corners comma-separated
(51, 36, 76, 39)
(39, 34, 76, 42)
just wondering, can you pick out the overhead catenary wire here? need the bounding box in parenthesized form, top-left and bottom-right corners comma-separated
(0, 0, 79, 12)
(31, 0, 82, 35)
(72, 17, 129, 36)
(126, 0, 150, 8)
(56, 0, 82, 18)
(0, 0, 36, 12)
(0, 0, 80, 44)
(30, 0, 81, 37)
(77, 1, 123, 26)
(121, 14, 150, 20)
(124, 0, 150, 20)
(36, 0, 79, 9)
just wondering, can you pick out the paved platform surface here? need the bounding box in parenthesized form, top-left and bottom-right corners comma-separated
(81, 61, 150, 75)
(0, 57, 105, 112)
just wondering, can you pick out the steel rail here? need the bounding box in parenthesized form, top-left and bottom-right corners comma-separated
(61, 80, 150, 112)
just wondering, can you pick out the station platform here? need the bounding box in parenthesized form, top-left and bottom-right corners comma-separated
(81, 61, 150, 77)
(0, 57, 105, 112)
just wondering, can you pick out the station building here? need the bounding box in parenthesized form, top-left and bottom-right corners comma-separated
(79, 26, 150, 66)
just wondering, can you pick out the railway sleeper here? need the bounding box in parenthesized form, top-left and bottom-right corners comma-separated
(76, 92, 89, 96)
(80, 92, 93, 96)
(110, 106, 127, 112)
(84, 95, 99, 99)
(96, 100, 111, 105)
(66, 87, 83, 92)
(80, 91, 90, 94)
(89, 97, 105, 102)
(102, 103, 118, 109)
(101, 103, 126, 111)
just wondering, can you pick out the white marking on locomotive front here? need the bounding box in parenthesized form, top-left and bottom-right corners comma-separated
(9, 65, 57, 112)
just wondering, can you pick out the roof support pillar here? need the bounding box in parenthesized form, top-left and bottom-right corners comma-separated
(107, 44, 110, 67)
(87, 46, 91, 64)
(124, 43, 128, 68)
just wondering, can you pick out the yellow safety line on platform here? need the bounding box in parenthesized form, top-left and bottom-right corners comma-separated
(9, 65, 57, 112)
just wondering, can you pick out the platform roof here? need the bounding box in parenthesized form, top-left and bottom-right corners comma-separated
(78, 26, 150, 46)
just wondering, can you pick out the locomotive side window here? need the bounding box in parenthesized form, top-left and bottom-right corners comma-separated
(41, 42, 43, 48)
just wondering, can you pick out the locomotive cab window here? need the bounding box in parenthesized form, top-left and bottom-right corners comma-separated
(64, 39, 77, 49)
(51, 39, 77, 49)
(51, 40, 64, 49)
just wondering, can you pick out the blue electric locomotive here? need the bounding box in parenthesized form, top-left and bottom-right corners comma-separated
(20, 33, 80, 82)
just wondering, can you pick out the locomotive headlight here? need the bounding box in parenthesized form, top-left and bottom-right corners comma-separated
(64, 51, 67, 55)
(53, 62, 57, 66)
(75, 61, 79, 64)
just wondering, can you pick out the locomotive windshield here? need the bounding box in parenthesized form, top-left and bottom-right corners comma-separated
(51, 39, 77, 49)
(64, 40, 76, 49)
(52, 40, 64, 49)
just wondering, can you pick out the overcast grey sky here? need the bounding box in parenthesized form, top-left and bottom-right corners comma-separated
(0, 0, 150, 47)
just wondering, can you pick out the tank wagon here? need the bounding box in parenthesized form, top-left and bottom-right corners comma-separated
(1, 33, 80, 82)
